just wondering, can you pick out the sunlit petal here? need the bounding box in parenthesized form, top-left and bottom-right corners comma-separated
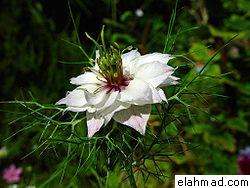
(135, 61, 174, 87)
(121, 49, 141, 74)
(160, 75, 180, 86)
(137, 53, 173, 66)
(113, 105, 151, 135)
(56, 89, 87, 107)
(87, 112, 105, 137)
(119, 78, 153, 105)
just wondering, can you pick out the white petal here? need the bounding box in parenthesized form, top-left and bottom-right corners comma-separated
(85, 90, 119, 114)
(110, 101, 131, 114)
(122, 49, 141, 66)
(160, 75, 180, 86)
(56, 89, 87, 107)
(85, 89, 107, 106)
(70, 72, 96, 85)
(149, 86, 167, 103)
(84, 90, 107, 113)
(96, 91, 119, 111)
(86, 101, 130, 137)
(157, 88, 167, 102)
(87, 112, 104, 137)
(113, 105, 151, 135)
(66, 106, 87, 112)
(100, 101, 131, 123)
(119, 78, 153, 105)
(136, 53, 173, 67)
(70, 72, 103, 93)
(85, 106, 96, 113)
(121, 49, 141, 74)
(135, 61, 174, 87)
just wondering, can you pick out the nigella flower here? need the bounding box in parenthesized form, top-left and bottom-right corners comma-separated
(2, 164, 22, 184)
(238, 147, 250, 175)
(57, 46, 179, 137)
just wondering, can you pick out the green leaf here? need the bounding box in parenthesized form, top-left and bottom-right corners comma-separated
(170, 154, 186, 165)
(166, 123, 178, 136)
(185, 124, 212, 136)
(208, 25, 245, 40)
(226, 114, 248, 132)
(204, 133, 236, 152)
(238, 0, 250, 12)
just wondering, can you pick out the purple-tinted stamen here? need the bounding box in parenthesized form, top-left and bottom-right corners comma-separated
(105, 76, 130, 93)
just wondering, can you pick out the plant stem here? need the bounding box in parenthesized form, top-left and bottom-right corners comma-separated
(126, 164, 137, 188)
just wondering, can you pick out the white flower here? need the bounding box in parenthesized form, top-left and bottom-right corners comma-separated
(57, 49, 179, 137)
(135, 9, 144, 17)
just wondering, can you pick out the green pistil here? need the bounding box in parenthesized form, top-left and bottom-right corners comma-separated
(97, 46, 124, 85)
(86, 27, 132, 92)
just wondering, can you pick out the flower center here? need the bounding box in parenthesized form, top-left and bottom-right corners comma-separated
(105, 75, 130, 93)
(96, 46, 131, 93)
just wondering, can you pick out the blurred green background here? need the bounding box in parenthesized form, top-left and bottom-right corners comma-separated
(0, 0, 249, 187)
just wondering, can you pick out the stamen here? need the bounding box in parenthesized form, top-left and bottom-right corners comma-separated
(95, 45, 130, 93)
(104, 75, 131, 93)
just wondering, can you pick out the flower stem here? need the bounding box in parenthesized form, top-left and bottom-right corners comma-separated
(125, 164, 137, 188)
